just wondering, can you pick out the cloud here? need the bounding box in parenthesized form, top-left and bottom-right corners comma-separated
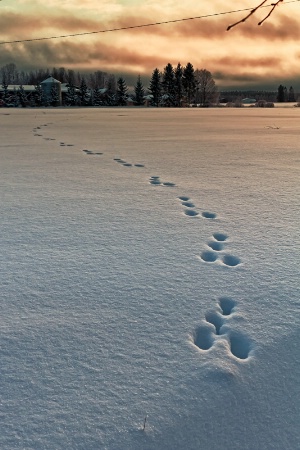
(1, 0, 300, 90)
(0, 12, 107, 38)
(211, 55, 283, 70)
(2, 4, 300, 42)
(0, 39, 167, 73)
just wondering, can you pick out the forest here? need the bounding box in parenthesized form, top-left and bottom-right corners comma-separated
(0, 62, 298, 107)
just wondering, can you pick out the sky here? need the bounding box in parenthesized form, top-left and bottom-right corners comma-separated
(1, 0, 300, 90)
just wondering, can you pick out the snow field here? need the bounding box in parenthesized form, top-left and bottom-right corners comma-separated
(0, 107, 299, 449)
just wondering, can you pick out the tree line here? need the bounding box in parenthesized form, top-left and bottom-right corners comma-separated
(148, 63, 218, 107)
(1, 62, 297, 107)
(277, 85, 296, 102)
(0, 62, 218, 107)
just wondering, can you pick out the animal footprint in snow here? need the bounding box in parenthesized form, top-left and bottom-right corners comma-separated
(193, 324, 215, 350)
(213, 232, 228, 242)
(219, 297, 236, 316)
(193, 298, 253, 360)
(198, 233, 227, 264)
(83, 149, 103, 155)
(177, 196, 216, 219)
(228, 330, 252, 360)
(199, 233, 241, 267)
(202, 211, 217, 219)
(60, 142, 73, 147)
(149, 176, 175, 186)
(193, 311, 225, 351)
(207, 241, 223, 251)
(150, 176, 161, 185)
(205, 311, 225, 335)
(162, 181, 176, 186)
(114, 158, 144, 167)
(221, 254, 241, 267)
(177, 196, 199, 216)
(206, 233, 228, 252)
(184, 209, 199, 217)
(218, 298, 252, 359)
(200, 250, 218, 263)
(182, 201, 195, 208)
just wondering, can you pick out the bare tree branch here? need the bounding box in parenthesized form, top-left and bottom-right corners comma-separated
(227, 0, 284, 30)
(258, 0, 284, 25)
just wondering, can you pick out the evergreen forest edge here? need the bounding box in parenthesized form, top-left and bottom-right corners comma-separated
(0, 62, 298, 107)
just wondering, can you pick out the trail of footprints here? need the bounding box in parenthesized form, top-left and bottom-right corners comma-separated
(30, 122, 253, 362)
(33, 123, 53, 138)
(193, 297, 252, 360)
(32, 123, 74, 146)
(31, 124, 145, 167)
(174, 192, 252, 360)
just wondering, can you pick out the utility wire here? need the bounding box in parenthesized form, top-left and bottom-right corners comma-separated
(0, 0, 299, 45)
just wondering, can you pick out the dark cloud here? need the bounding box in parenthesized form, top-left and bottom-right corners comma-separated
(1, 9, 300, 43)
(0, 11, 106, 38)
(210, 55, 283, 69)
(101, 12, 300, 41)
(214, 71, 300, 91)
(0, 39, 167, 72)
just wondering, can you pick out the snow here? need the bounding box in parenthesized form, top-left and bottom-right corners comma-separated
(0, 107, 299, 449)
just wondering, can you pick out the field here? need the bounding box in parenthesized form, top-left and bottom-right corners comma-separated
(1, 107, 299, 449)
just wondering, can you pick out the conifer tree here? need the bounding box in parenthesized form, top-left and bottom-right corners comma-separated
(18, 85, 27, 107)
(116, 77, 128, 106)
(277, 84, 285, 102)
(182, 62, 196, 105)
(79, 78, 89, 105)
(34, 84, 43, 106)
(134, 75, 145, 106)
(12, 87, 19, 107)
(66, 82, 78, 106)
(1, 76, 9, 104)
(161, 63, 176, 107)
(149, 68, 162, 107)
(288, 86, 295, 102)
(105, 75, 116, 106)
(174, 63, 183, 107)
(50, 84, 60, 106)
(93, 86, 102, 106)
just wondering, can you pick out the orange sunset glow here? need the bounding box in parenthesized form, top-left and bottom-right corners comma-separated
(1, 0, 300, 89)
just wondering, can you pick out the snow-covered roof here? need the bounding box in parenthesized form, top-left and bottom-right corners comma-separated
(242, 98, 257, 103)
(3, 85, 36, 92)
(60, 83, 80, 93)
(41, 76, 61, 84)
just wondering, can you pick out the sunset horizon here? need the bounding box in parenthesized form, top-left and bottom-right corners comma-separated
(1, 1, 300, 90)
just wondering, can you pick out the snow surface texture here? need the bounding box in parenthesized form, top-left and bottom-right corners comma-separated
(0, 108, 299, 450)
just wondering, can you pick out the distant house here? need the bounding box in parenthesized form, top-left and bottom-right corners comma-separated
(242, 98, 257, 104)
(0, 77, 63, 105)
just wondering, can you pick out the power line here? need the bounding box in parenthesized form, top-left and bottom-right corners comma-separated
(0, 0, 299, 45)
